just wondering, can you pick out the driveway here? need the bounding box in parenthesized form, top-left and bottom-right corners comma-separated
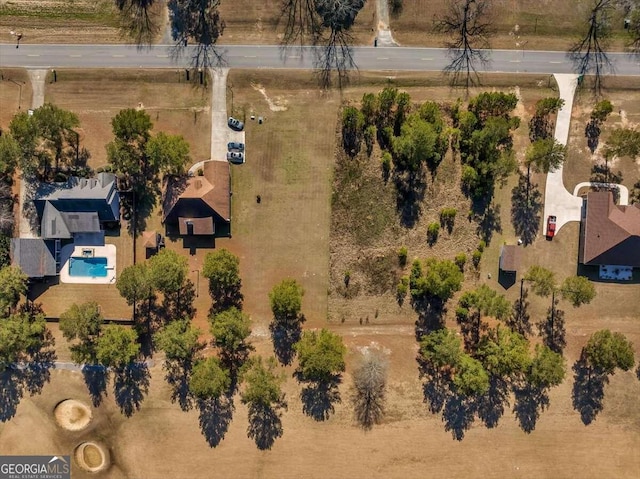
(542, 74, 583, 236)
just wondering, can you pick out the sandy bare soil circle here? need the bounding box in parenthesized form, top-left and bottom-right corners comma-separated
(54, 400, 92, 431)
(75, 442, 110, 473)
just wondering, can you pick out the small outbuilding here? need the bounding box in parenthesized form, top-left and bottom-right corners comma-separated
(499, 245, 521, 273)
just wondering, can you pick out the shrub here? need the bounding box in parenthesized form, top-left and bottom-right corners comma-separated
(396, 276, 409, 305)
(440, 208, 457, 232)
(472, 250, 482, 268)
(197, 168, 204, 176)
(344, 270, 351, 287)
(477, 240, 486, 252)
(427, 222, 440, 245)
(454, 253, 467, 271)
(381, 151, 392, 178)
(364, 125, 377, 156)
(397, 246, 408, 267)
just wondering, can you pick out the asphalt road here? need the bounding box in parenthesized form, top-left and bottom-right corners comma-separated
(1, 44, 640, 75)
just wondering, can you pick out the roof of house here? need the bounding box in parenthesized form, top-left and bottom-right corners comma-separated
(36, 172, 117, 202)
(499, 245, 521, 272)
(10, 238, 57, 278)
(163, 161, 230, 225)
(582, 191, 640, 266)
(41, 202, 100, 239)
(142, 231, 159, 249)
(178, 217, 215, 235)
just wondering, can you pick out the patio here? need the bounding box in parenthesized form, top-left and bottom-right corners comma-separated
(599, 265, 633, 281)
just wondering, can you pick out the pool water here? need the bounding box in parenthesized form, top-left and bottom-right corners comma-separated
(69, 257, 108, 277)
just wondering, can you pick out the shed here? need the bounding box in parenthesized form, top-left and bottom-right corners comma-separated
(499, 245, 521, 273)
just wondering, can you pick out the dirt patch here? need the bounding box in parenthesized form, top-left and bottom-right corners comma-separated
(75, 441, 110, 473)
(251, 83, 288, 111)
(54, 399, 92, 431)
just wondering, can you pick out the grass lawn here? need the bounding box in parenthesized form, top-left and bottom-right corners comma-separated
(0, 0, 123, 44)
(389, 0, 632, 51)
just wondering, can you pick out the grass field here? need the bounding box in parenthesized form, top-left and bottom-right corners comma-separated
(0, 68, 33, 126)
(389, 0, 632, 50)
(1, 69, 639, 478)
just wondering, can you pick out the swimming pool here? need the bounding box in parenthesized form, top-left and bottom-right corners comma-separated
(69, 257, 108, 277)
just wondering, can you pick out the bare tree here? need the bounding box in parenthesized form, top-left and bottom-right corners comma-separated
(351, 351, 388, 430)
(115, 0, 160, 45)
(168, 0, 227, 73)
(436, 0, 494, 90)
(627, 6, 640, 56)
(280, 0, 323, 45)
(313, 0, 366, 89)
(569, 0, 614, 95)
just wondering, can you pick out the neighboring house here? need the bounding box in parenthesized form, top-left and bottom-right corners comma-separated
(11, 172, 120, 279)
(499, 245, 521, 274)
(162, 161, 231, 238)
(10, 238, 58, 279)
(579, 191, 640, 267)
(34, 172, 120, 239)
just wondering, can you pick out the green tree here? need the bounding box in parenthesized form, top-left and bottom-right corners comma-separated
(561, 276, 596, 307)
(529, 97, 564, 141)
(9, 111, 38, 173)
(148, 248, 188, 296)
(528, 345, 566, 388)
(603, 128, 640, 160)
(524, 265, 557, 297)
(146, 131, 191, 176)
(116, 262, 155, 306)
(269, 279, 305, 327)
(202, 249, 243, 312)
(410, 258, 463, 303)
(241, 356, 286, 408)
(95, 325, 140, 369)
(419, 328, 462, 371)
(342, 106, 365, 156)
(106, 108, 153, 183)
(0, 311, 52, 370)
(0, 134, 20, 176)
(59, 302, 104, 364)
(209, 307, 252, 365)
(525, 138, 566, 183)
(457, 285, 511, 350)
(155, 319, 204, 362)
(294, 329, 346, 382)
(453, 354, 490, 396)
(0, 266, 28, 316)
(591, 99, 613, 123)
(477, 327, 531, 378)
(360, 92, 378, 126)
(392, 115, 443, 171)
(584, 330, 635, 374)
(189, 356, 230, 400)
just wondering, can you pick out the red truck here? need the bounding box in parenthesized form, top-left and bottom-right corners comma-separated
(546, 215, 557, 239)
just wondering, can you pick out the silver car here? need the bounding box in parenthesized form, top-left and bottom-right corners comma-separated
(227, 141, 245, 152)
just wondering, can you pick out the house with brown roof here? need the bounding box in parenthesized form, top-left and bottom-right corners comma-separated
(499, 245, 521, 273)
(579, 191, 640, 267)
(162, 161, 231, 238)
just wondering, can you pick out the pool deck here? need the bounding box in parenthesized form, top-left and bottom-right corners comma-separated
(60, 244, 117, 284)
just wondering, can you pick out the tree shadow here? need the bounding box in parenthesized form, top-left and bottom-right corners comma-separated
(585, 119, 601, 153)
(113, 363, 150, 417)
(299, 376, 341, 422)
(475, 202, 502, 245)
(270, 322, 302, 366)
(442, 392, 477, 441)
(209, 280, 244, 316)
(513, 383, 550, 433)
(247, 402, 286, 450)
(572, 354, 608, 425)
(394, 168, 427, 228)
(197, 394, 235, 448)
(417, 360, 451, 415)
(82, 365, 109, 407)
(476, 376, 509, 429)
(164, 360, 195, 412)
(510, 174, 543, 245)
(0, 368, 25, 422)
(506, 288, 532, 337)
(161, 279, 197, 322)
(22, 329, 57, 395)
(412, 297, 446, 340)
(537, 302, 566, 354)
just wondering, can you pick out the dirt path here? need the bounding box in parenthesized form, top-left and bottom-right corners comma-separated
(375, 0, 398, 46)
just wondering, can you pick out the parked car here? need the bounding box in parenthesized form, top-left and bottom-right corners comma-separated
(227, 141, 245, 152)
(546, 215, 557, 239)
(228, 117, 244, 131)
(227, 151, 245, 164)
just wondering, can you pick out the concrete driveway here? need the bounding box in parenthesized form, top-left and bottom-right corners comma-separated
(542, 74, 584, 236)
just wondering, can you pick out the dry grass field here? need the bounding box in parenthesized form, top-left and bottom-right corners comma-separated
(0, 68, 32, 125)
(389, 0, 632, 50)
(0, 69, 639, 478)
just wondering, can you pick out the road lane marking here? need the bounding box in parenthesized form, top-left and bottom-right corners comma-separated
(69, 54, 82, 57)
(377, 57, 389, 60)
(510, 60, 521, 63)
(112, 54, 125, 58)
(27, 54, 40, 57)
(244, 55, 257, 58)
(421, 58, 433, 61)
(549, 61, 562, 64)
(155, 54, 168, 58)
(288, 55, 300, 59)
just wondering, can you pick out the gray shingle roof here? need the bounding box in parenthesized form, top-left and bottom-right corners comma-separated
(10, 238, 57, 278)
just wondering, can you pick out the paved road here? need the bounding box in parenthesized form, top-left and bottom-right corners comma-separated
(1, 44, 640, 75)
